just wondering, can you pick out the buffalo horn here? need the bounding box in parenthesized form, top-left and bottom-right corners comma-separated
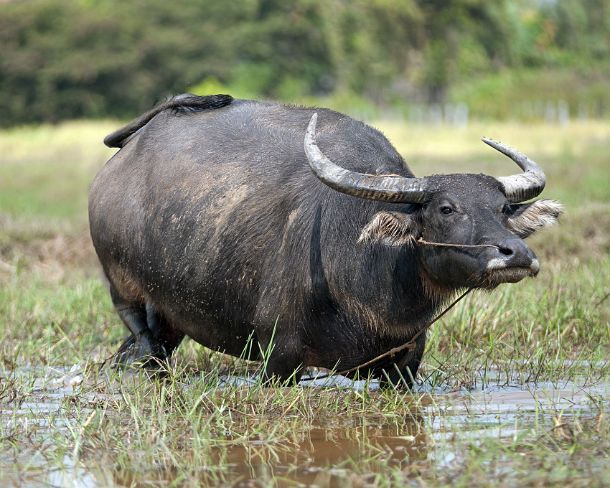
(304, 114, 429, 203)
(482, 137, 546, 202)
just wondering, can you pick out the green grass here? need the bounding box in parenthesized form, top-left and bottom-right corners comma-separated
(448, 67, 610, 121)
(0, 119, 608, 486)
(0, 121, 115, 223)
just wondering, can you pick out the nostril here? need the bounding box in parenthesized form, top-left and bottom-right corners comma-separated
(498, 245, 514, 256)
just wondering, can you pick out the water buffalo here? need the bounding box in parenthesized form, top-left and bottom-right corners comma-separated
(89, 94, 562, 386)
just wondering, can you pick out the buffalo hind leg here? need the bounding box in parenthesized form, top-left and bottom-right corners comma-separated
(145, 303, 184, 358)
(111, 285, 165, 367)
(378, 334, 427, 390)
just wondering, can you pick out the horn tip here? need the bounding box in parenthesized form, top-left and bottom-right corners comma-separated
(481, 137, 499, 147)
(306, 113, 318, 137)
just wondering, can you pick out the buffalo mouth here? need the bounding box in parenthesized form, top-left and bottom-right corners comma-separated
(482, 258, 539, 287)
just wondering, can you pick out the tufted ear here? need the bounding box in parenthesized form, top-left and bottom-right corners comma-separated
(507, 199, 563, 238)
(358, 211, 421, 247)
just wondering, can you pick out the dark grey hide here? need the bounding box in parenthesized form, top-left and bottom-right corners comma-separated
(89, 94, 562, 386)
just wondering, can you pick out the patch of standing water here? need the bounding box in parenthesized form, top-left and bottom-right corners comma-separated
(1, 364, 608, 486)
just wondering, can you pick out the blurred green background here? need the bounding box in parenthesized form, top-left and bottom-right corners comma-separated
(1, 0, 609, 126)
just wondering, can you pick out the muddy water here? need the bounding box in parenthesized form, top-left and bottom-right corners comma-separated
(219, 374, 608, 485)
(1, 366, 608, 486)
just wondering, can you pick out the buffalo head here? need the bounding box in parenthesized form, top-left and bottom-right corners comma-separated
(304, 114, 562, 291)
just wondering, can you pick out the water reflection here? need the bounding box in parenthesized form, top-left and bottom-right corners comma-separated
(1, 365, 607, 486)
(216, 422, 428, 486)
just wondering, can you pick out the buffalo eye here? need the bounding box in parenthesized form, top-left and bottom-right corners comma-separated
(440, 205, 454, 215)
(502, 203, 514, 215)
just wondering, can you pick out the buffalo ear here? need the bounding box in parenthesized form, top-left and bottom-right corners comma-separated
(507, 199, 563, 238)
(358, 211, 420, 247)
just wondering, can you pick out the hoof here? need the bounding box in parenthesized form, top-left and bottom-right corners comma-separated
(112, 333, 167, 369)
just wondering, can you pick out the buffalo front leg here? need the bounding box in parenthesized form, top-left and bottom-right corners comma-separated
(258, 329, 304, 385)
(378, 333, 427, 389)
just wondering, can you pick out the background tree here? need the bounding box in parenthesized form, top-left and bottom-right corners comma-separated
(0, 0, 608, 126)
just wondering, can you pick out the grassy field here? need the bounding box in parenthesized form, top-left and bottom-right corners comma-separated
(0, 119, 608, 486)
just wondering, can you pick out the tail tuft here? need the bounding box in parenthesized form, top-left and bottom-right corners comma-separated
(103, 94, 234, 148)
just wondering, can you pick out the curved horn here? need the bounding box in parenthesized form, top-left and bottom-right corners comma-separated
(304, 114, 429, 203)
(482, 137, 546, 202)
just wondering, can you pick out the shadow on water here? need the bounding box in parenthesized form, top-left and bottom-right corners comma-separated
(1, 365, 608, 486)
